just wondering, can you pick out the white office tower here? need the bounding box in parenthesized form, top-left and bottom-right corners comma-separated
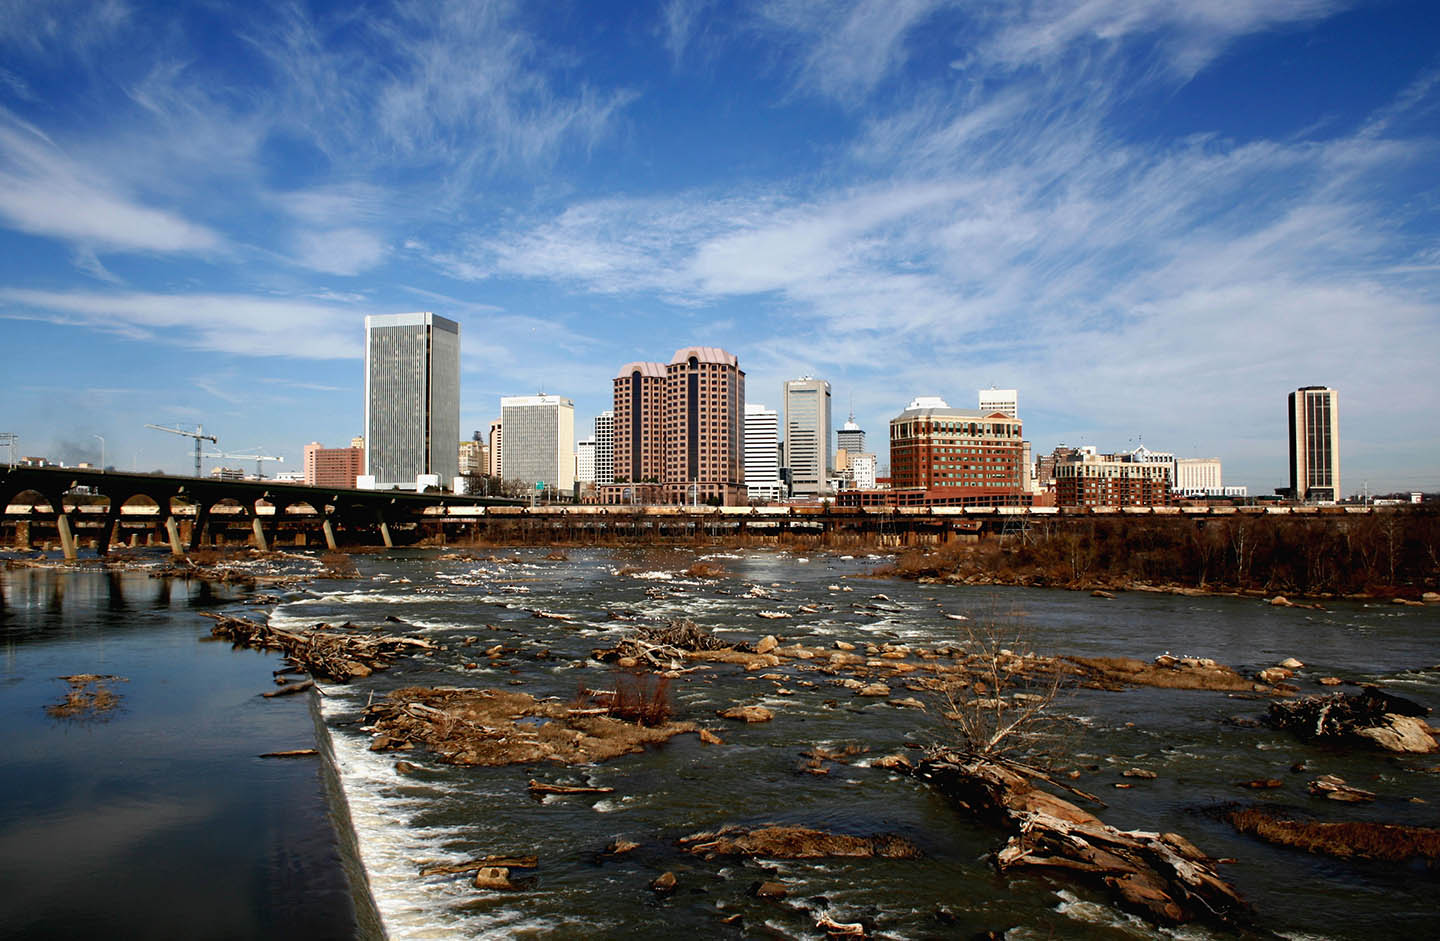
(594, 410, 615, 485)
(499, 394, 575, 492)
(783, 377, 831, 497)
(744, 403, 784, 502)
(1289, 386, 1340, 502)
(576, 437, 596, 484)
(979, 387, 1018, 418)
(364, 312, 460, 489)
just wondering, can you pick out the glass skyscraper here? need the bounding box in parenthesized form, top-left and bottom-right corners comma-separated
(364, 313, 460, 488)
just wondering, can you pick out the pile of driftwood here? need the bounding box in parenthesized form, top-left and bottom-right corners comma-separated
(1267, 688, 1437, 753)
(605, 617, 737, 667)
(203, 612, 435, 682)
(907, 751, 1248, 928)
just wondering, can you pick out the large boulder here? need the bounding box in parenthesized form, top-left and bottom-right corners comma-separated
(1354, 714, 1438, 753)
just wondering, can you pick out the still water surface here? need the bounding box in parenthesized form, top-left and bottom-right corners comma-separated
(2, 548, 1437, 939)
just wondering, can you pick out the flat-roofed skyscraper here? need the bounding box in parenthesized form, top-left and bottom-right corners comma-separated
(744, 403, 783, 502)
(594, 410, 615, 485)
(364, 312, 460, 488)
(784, 377, 831, 497)
(500, 394, 575, 492)
(1289, 386, 1340, 502)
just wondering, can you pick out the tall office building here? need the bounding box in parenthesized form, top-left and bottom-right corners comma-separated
(783, 377, 831, 497)
(664, 347, 745, 504)
(612, 362, 666, 485)
(499, 395, 575, 492)
(575, 437, 596, 484)
(836, 412, 865, 459)
(1289, 386, 1340, 502)
(602, 347, 746, 504)
(487, 420, 502, 477)
(594, 410, 615, 485)
(364, 313, 460, 488)
(979, 387, 1018, 418)
(744, 403, 783, 502)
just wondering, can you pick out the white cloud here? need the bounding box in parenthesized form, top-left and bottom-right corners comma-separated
(0, 118, 223, 254)
(0, 288, 362, 359)
(293, 227, 388, 276)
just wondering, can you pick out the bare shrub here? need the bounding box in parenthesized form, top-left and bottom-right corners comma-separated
(574, 672, 674, 726)
(933, 611, 1070, 760)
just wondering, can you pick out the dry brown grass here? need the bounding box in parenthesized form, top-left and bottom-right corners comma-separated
(1228, 807, 1440, 863)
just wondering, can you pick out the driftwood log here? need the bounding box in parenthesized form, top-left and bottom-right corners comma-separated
(203, 613, 435, 683)
(910, 752, 1248, 928)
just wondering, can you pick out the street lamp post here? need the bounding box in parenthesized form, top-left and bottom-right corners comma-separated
(93, 434, 105, 471)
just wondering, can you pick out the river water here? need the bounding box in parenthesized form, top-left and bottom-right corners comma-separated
(2, 547, 1437, 939)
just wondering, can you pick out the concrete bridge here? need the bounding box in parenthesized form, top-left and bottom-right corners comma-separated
(0, 465, 520, 559)
(2, 465, 1400, 559)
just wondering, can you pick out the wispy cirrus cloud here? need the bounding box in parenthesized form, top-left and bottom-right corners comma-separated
(0, 115, 223, 254)
(0, 288, 361, 358)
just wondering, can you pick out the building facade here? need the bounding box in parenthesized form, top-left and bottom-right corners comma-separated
(744, 402, 784, 502)
(784, 377, 831, 497)
(836, 413, 865, 459)
(499, 395, 575, 493)
(664, 347, 746, 505)
(611, 362, 666, 485)
(1175, 458, 1223, 496)
(1288, 386, 1340, 502)
(978, 387, 1018, 418)
(304, 441, 365, 488)
(576, 437, 596, 484)
(889, 396, 1026, 498)
(850, 453, 877, 490)
(1054, 452, 1172, 507)
(363, 312, 460, 488)
(487, 420, 502, 477)
(594, 410, 615, 485)
(458, 437, 487, 476)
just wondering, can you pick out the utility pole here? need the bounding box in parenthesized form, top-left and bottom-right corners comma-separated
(145, 424, 218, 477)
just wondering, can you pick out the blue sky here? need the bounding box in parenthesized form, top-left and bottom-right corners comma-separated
(1, 0, 1436, 494)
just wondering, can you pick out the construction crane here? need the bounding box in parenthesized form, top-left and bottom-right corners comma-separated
(145, 424, 218, 477)
(202, 450, 284, 479)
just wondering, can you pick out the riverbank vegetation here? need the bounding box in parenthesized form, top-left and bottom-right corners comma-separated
(886, 512, 1440, 598)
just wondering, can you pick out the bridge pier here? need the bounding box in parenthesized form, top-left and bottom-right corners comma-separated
(252, 516, 269, 552)
(189, 502, 211, 550)
(95, 505, 122, 558)
(322, 518, 338, 552)
(164, 516, 184, 558)
(55, 512, 77, 561)
(376, 512, 393, 549)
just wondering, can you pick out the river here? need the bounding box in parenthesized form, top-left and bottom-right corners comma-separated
(2, 547, 1437, 939)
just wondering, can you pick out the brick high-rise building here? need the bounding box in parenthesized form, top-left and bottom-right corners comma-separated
(602, 347, 747, 505)
(664, 347, 745, 505)
(1055, 452, 1172, 507)
(611, 362, 665, 486)
(889, 397, 1025, 494)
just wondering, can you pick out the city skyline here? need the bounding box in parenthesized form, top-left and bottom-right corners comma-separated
(1, 1, 1437, 494)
